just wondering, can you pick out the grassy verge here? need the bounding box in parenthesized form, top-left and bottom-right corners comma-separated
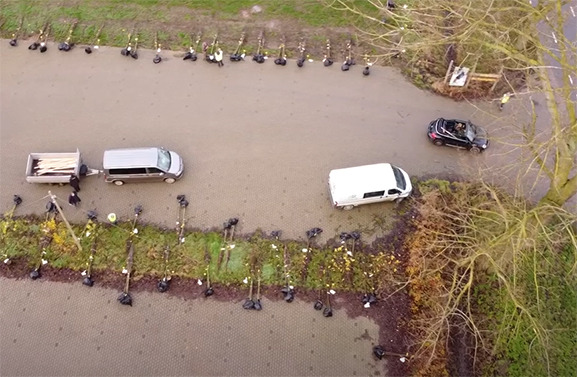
(473, 244, 577, 377)
(0, 0, 376, 57)
(0, 213, 403, 293)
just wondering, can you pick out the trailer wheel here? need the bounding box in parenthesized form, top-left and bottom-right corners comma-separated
(113, 180, 124, 186)
(164, 178, 175, 184)
(342, 205, 354, 210)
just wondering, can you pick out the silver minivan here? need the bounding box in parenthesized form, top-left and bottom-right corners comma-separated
(103, 147, 184, 186)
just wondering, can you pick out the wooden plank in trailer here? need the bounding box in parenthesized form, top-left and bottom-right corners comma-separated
(25, 149, 82, 184)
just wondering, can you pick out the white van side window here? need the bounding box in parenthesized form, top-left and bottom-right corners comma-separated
(363, 190, 385, 199)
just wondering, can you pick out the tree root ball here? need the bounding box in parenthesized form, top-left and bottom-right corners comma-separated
(118, 293, 132, 306)
(314, 300, 323, 310)
(157, 279, 170, 292)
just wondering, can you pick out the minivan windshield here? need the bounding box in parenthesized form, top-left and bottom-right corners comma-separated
(392, 166, 406, 190)
(157, 149, 171, 172)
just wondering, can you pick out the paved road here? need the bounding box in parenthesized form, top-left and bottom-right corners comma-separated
(0, 278, 381, 377)
(532, 0, 577, 101)
(0, 40, 491, 242)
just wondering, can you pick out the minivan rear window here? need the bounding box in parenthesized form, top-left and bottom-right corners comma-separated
(392, 166, 406, 190)
(158, 149, 171, 172)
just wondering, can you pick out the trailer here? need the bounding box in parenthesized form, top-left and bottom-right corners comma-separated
(25, 149, 101, 184)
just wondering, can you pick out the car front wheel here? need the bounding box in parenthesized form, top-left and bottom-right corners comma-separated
(164, 178, 176, 184)
(470, 146, 481, 154)
(433, 139, 444, 146)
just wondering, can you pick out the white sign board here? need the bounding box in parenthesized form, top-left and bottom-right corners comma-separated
(449, 67, 470, 87)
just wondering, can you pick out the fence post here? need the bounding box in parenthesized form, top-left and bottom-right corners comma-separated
(465, 61, 477, 89)
(490, 66, 504, 92)
(444, 60, 454, 85)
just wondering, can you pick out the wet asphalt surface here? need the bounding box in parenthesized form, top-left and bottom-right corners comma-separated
(0, 40, 492, 241)
(0, 39, 550, 377)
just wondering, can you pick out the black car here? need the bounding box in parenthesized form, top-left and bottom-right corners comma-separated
(427, 118, 489, 153)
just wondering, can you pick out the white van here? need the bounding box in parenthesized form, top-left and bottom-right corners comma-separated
(328, 163, 412, 210)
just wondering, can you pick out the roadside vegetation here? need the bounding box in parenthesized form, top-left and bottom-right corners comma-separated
(0, 0, 374, 58)
(0, 209, 403, 296)
(404, 179, 577, 377)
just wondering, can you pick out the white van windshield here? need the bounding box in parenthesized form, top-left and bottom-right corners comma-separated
(392, 166, 406, 190)
(157, 149, 171, 172)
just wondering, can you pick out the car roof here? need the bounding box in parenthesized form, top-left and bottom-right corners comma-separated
(103, 148, 159, 169)
(329, 163, 399, 200)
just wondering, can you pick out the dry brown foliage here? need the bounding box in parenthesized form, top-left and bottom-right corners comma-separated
(403, 179, 577, 376)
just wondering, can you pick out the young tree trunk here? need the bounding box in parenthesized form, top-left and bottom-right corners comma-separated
(539, 175, 577, 207)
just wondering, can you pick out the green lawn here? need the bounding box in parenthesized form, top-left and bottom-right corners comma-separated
(1, 215, 401, 292)
(0, 0, 378, 52)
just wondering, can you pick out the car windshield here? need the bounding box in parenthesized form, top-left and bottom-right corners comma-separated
(392, 166, 406, 190)
(465, 123, 477, 142)
(157, 149, 171, 172)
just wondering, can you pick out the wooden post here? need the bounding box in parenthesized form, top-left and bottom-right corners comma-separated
(444, 60, 454, 85)
(465, 60, 478, 89)
(490, 66, 504, 92)
(48, 191, 82, 252)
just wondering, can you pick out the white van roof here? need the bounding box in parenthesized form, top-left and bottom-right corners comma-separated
(103, 148, 159, 169)
(329, 163, 398, 201)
